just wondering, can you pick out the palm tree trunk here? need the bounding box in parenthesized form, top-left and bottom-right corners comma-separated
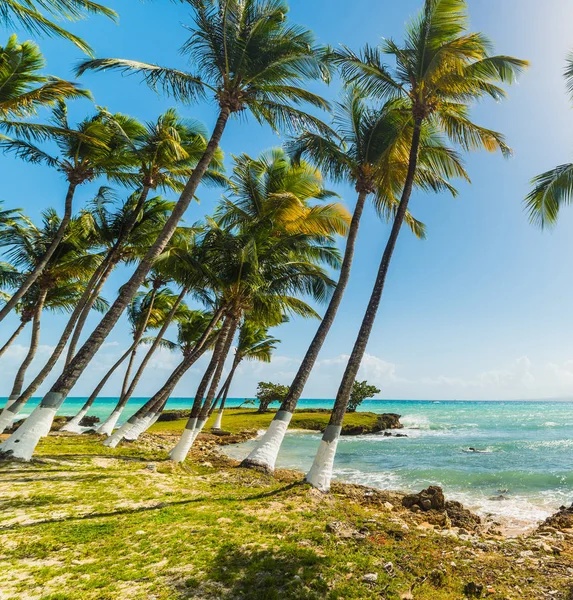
(242, 189, 369, 471)
(8, 290, 47, 401)
(0, 290, 47, 433)
(4, 245, 118, 425)
(169, 316, 234, 462)
(0, 108, 230, 461)
(197, 318, 237, 421)
(208, 377, 228, 417)
(119, 287, 186, 410)
(102, 308, 224, 448)
(103, 344, 210, 447)
(89, 288, 160, 436)
(0, 182, 77, 323)
(64, 254, 118, 367)
(212, 355, 241, 430)
(0, 320, 28, 360)
(306, 119, 424, 492)
(60, 344, 135, 433)
(120, 348, 137, 401)
(64, 186, 151, 366)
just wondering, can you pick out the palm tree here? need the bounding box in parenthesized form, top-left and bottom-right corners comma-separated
(7, 278, 106, 412)
(0, 2, 116, 56)
(211, 319, 279, 431)
(8, 192, 174, 410)
(304, 0, 527, 491)
(215, 148, 348, 237)
(62, 285, 185, 434)
(1, 0, 333, 462)
(167, 215, 341, 462)
(525, 54, 573, 227)
(103, 310, 219, 447)
(0, 102, 136, 322)
(0, 210, 103, 431)
(241, 92, 468, 471)
(0, 35, 90, 120)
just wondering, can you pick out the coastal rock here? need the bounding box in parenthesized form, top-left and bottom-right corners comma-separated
(325, 520, 365, 539)
(376, 413, 403, 430)
(341, 413, 403, 436)
(539, 503, 573, 531)
(444, 500, 482, 531)
(78, 415, 100, 427)
(402, 487, 481, 531)
(403, 486, 445, 511)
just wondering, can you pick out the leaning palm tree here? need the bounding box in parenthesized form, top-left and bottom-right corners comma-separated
(8, 192, 174, 412)
(168, 213, 341, 462)
(525, 54, 573, 227)
(0, 0, 333, 461)
(62, 285, 183, 433)
(0, 210, 103, 431)
(241, 92, 468, 471)
(7, 278, 106, 413)
(103, 310, 219, 447)
(0, 102, 137, 322)
(0, 1, 116, 56)
(0, 35, 90, 121)
(303, 0, 527, 491)
(212, 319, 279, 431)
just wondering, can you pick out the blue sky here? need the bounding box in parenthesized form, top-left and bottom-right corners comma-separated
(2, 0, 573, 401)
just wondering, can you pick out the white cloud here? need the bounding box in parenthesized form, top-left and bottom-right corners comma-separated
(2, 339, 573, 402)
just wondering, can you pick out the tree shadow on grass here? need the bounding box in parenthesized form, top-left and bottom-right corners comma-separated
(176, 544, 331, 600)
(0, 496, 209, 531)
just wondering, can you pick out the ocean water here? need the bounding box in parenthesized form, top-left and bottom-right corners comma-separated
(5, 397, 573, 530)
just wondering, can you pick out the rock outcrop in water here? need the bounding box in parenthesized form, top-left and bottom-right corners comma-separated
(341, 413, 403, 436)
(539, 503, 573, 531)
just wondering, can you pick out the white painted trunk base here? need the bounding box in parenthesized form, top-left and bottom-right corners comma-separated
(169, 418, 197, 463)
(61, 407, 89, 433)
(243, 411, 293, 471)
(0, 403, 59, 460)
(102, 417, 133, 448)
(0, 409, 16, 435)
(124, 414, 151, 441)
(96, 409, 123, 436)
(0, 394, 23, 434)
(212, 409, 223, 430)
(128, 412, 161, 440)
(305, 426, 342, 492)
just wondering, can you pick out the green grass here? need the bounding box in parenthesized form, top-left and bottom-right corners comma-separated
(0, 433, 572, 599)
(149, 408, 380, 435)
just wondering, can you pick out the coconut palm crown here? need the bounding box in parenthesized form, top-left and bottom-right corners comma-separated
(525, 53, 573, 227)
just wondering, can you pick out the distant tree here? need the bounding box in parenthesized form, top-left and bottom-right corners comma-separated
(256, 382, 289, 414)
(347, 380, 380, 413)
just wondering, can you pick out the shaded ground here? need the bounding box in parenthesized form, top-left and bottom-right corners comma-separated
(0, 430, 572, 599)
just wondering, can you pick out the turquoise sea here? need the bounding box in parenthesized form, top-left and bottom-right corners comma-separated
(6, 397, 573, 530)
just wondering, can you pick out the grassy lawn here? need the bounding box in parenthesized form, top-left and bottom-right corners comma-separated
(149, 408, 380, 435)
(0, 432, 572, 599)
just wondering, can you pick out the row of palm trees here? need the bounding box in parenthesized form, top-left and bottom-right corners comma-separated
(0, 0, 529, 491)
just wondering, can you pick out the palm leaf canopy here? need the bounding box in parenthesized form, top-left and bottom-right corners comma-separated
(215, 147, 350, 237)
(0, 0, 116, 55)
(77, 0, 333, 135)
(0, 210, 101, 288)
(0, 35, 90, 119)
(333, 0, 527, 156)
(236, 319, 279, 363)
(525, 54, 573, 228)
